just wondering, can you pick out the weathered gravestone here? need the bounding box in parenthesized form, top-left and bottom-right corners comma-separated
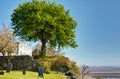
(38, 65, 44, 78)
(6, 62, 12, 73)
(22, 68, 26, 75)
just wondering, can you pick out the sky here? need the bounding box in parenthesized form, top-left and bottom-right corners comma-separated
(0, 0, 120, 66)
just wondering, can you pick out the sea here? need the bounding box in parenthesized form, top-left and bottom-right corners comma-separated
(87, 66, 120, 79)
(101, 78, 120, 79)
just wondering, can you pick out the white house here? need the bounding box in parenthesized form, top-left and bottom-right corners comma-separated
(16, 41, 32, 57)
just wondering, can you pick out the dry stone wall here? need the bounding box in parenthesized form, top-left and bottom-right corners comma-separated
(0, 55, 33, 70)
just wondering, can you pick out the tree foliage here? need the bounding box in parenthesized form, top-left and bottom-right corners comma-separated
(11, 0, 77, 57)
(0, 25, 17, 57)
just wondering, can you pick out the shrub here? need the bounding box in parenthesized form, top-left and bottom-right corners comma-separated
(35, 59, 51, 73)
(42, 61, 51, 73)
(70, 61, 80, 74)
(51, 56, 71, 72)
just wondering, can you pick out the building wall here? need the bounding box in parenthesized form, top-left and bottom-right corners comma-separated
(0, 41, 32, 57)
(16, 42, 32, 57)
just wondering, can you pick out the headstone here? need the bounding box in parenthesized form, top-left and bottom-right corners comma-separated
(6, 62, 12, 73)
(38, 65, 44, 78)
(22, 68, 26, 75)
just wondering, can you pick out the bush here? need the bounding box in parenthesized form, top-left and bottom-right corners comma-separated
(70, 61, 80, 74)
(42, 61, 51, 73)
(51, 56, 71, 71)
(35, 59, 51, 73)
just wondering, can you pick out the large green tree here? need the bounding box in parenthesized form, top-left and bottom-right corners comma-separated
(11, 0, 77, 57)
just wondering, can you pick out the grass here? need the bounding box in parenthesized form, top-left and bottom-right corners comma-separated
(0, 70, 64, 79)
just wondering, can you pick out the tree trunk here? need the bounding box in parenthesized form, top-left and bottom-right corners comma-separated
(39, 41, 46, 58)
(7, 53, 11, 62)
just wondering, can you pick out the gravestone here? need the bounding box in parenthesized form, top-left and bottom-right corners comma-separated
(22, 68, 26, 75)
(38, 65, 44, 78)
(6, 62, 12, 73)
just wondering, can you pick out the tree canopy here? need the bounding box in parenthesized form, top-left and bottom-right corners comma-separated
(11, 0, 78, 57)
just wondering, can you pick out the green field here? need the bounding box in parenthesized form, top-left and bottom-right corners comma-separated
(0, 70, 64, 79)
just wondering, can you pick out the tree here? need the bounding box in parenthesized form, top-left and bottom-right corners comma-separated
(0, 24, 17, 67)
(0, 27, 8, 56)
(0, 25, 17, 57)
(32, 44, 56, 57)
(11, 0, 77, 57)
(55, 48, 65, 55)
(80, 65, 89, 79)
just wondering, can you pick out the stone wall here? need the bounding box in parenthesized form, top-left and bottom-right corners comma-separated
(0, 55, 34, 70)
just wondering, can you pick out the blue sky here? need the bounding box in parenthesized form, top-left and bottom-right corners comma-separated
(0, 0, 120, 66)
